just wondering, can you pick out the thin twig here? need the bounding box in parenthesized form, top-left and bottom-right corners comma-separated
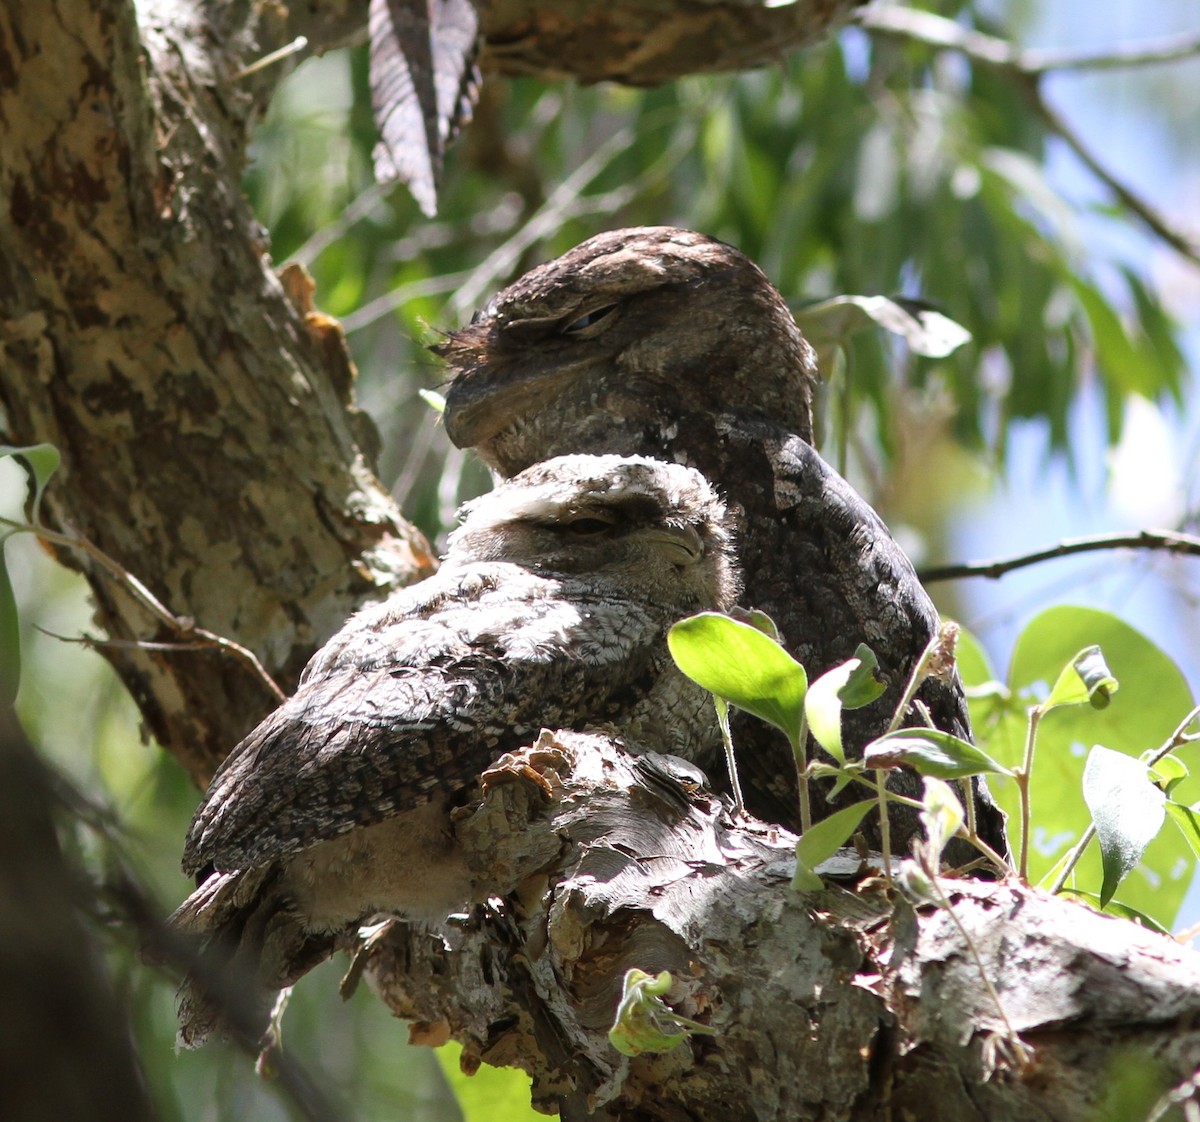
(1020, 30, 1200, 74)
(855, 6, 1200, 265)
(2, 516, 286, 702)
(919, 529, 1200, 583)
(1027, 85, 1200, 265)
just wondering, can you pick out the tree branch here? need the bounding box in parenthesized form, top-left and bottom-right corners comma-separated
(918, 528, 1200, 583)
(856, 5, 1200, 265)
(357, 730, 1200, 1121)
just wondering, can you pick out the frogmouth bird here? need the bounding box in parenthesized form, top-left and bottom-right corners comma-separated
(170, 453, 739, 1045)
(436, 226, 1007, 864)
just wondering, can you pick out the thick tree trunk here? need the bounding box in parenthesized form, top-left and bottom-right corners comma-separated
(3, 4, 1198, 1121)
(0, 0, 435, 784)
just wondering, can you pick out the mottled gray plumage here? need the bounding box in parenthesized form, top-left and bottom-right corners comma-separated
(437, 226, 1008, 864)
(169, 453, 738, 1045)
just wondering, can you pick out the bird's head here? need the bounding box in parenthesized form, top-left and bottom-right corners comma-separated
(445, 453, 740, 613)
(435, 227, 817, 476)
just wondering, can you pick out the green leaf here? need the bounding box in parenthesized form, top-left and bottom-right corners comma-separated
(863, 728, 1011, 779)
(1150, 754, 1188, 797)
(804, 647, 885, 764)
(1165, 801, 1200, 860)
(1082, 745, 1166, 907)
(0, 546, 19, 705)
(968, 607, 1195, 928)
(733, 607, 783, 643)
(608, 969, 715, 1057)
(795, 295, 971, 358)
(1056, 889, 1170, 935)
(436, 1041, 544, 1122)
(0, 443, 61, 526)
(792, 799, 875, 890)
(1042, 645, 1118, 712)
(668, 613, 807, 747)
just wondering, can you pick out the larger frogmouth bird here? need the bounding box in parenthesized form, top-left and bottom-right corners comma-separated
(437, 226, 1007, 863)
(169, 453, 738, 1045)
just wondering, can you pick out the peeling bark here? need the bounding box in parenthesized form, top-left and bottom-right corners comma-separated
(0, 0, 436, 783)
(365, 731, 1200, 1122)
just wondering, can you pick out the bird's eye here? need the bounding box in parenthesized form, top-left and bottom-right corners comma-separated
(561, 304, 618, 336)
(563, 516, 616, 537)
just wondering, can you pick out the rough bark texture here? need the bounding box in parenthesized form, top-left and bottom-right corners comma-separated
(366, 730, 1200, 1122)
(478, 0, 866, 84)
(0, 0, 436, 785)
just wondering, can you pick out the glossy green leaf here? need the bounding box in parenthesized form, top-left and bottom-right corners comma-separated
(668, 612, 807, 747)
(804, 647, 885, 764)
(863, 727, 1011, 779)
(792, 799, 876, 891)
(1082, 746, 1165, 907)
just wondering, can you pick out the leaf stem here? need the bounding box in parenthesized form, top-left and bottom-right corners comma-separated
(1014, 706, 1042, 883)
(850, 773, 1009, 872)
(794, 713, 813, 834)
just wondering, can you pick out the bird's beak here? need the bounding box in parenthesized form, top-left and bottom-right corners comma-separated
(644, 525, 704, 566)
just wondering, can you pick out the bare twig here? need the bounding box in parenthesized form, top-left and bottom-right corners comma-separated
(1, 515, 287, 702)
(858, 7, 1200, 74)
(919, 529, 1200, 583)
(1027, 86, 1200, 265)
(855, 6, 1200, 264)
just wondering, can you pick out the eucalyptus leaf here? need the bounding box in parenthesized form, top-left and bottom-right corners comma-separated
(417, 388, 447, 414)
(863, 727, 1011, 779)
(668, 612, 807, 747)
(977, 607, 1195, 927)
(608, 969, 715, 1057)
(731, 607, 783, 643)
(1082, 745, 1165, 907)
(793, 799, 875, 890)
(794, 295, 971, 358)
